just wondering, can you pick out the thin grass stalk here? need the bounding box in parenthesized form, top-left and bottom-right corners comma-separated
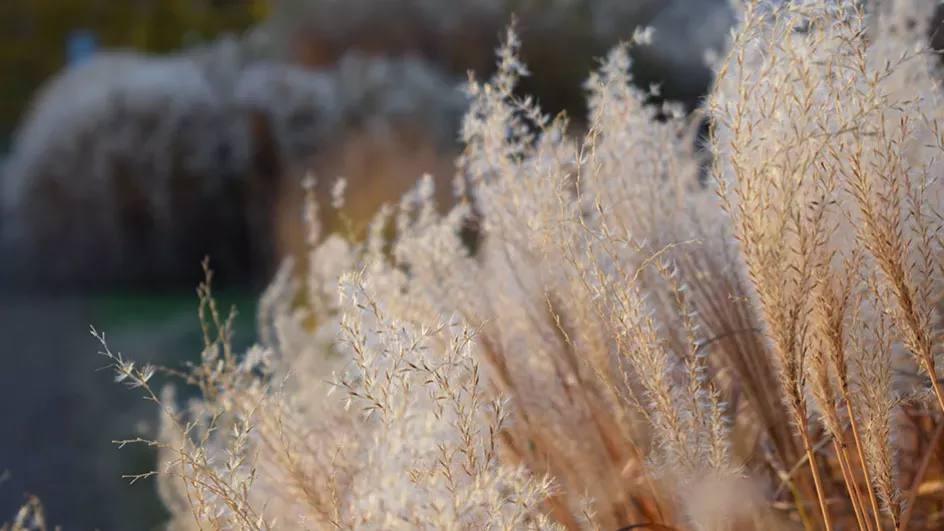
(844, 391, 885, 531)
(797, 416, 834, 531)
(833, 438, 870, 531)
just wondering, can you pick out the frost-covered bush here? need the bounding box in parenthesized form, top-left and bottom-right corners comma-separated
(0, 41, 256, 289)
(233, 62, 341, 170)
(0, 34, 468, 290)
(231, 61, 342, 277)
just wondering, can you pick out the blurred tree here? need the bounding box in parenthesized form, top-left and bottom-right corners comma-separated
(0, 0, 266, 143)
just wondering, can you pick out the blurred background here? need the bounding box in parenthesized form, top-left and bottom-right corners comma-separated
(0, 4, 269, 529)
(1, 0, 937, 529)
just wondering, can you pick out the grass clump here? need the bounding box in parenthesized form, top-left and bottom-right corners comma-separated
(97, 0, 944, 529)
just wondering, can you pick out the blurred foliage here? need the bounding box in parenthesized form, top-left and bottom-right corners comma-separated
(0, 0, 268, 143)
(96, 289, 258, 331)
